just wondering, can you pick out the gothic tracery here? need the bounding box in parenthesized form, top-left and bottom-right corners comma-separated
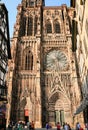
(7, 0, 82, 127)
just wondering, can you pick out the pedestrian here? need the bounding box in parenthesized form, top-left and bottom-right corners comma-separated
(76, 122, 81, 130)
(64, 123, 69, 130)
(29, 122, 32, 130)
(85, 123, 88, 130)
(56, 122, 61, 130)
(19, 122, 23, 130)
(68, 124, 71, 130)
(31, 121, 35, 130)
(8, 122, 12, 130)
(63, 122, 65, 130)
(79, 126, 84, 130)
(17, 122, 20, 130)
(49, 123, 52, 129)
(27, 121, 30, 128)
(46, 122, 50, 130)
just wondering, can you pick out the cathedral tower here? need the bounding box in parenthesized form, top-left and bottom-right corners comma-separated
(6, 0, 83, 127)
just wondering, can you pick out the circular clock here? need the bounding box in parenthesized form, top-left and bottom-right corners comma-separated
(45, 50, 68, 71)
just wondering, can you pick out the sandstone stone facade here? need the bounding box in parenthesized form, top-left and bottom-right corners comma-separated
(6, 0, 84, 127)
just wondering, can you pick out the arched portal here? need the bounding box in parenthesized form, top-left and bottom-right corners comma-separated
(48, 91, 72, 126)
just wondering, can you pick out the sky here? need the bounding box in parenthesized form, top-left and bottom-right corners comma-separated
(1, 0, 70, 38)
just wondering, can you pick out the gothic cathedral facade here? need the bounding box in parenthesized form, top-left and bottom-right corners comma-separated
(7, 0, 83, 127)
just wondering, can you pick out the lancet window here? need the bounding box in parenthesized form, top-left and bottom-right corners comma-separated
(27, 17, 33, 36)
(21, 17, 26, 36)
(34, 16, 38, 35)
(54, 20, 60, 33)
(46, 20, 52, 33)
(30, 1, 34, 6)
(25, 51, 33, 70)
(25, 0, 29, 7)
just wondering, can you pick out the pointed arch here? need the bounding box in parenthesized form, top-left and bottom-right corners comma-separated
(27, 16, 33, 36)
(34, 16, 38, 35)
(21, 17, 26, 36)
(54, 20, 61, 33)
(46, 20, 52, 33)
(25, 50, 33, 70)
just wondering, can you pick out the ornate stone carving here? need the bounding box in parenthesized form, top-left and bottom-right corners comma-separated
(7, 1, 81, 127)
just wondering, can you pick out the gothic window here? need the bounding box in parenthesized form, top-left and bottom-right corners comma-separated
(54, 21, 60, 33)
(30, 1, 34, 6)
(46, 20, 52, 33)
(27, 17, 33, 36)
(26, 0, 29, 7)
(29, 0, 34, 6)
(34, 16, 38, 35)
(25, 51, 33, 70)
(21, 17, 26, 36)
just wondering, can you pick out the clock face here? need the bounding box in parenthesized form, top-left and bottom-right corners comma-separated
(45, 50, 68, 71)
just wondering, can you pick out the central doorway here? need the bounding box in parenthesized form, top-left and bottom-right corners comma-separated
(55, 110, 65, 125)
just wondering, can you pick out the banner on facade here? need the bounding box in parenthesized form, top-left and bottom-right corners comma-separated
(25, 109, 29, 116)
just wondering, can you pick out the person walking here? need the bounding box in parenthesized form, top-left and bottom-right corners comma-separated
(56, 122, 61, 130)
(8, 122, 12, 130)
(76, 122, 81, 130)
(68, 124, 71, 130)
(29, 122, 32, 130)
(31, 121, 35, 130)
(64, 123, 69, 130)
(46, 122, 50, 130)
(63, 122, 65, 130)
(27, 121, 30, 129)
(79, 126, 84, 130)
(85, 123, 88, 130)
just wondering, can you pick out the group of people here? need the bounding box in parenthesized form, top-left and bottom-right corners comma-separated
(76, 122, 88, 130)
(8, 120, 88, 130)
(56, 122, 71, 130)
(8, 120, 35, 130)
(57, 122, 88, 130)
(45, 121, 88, 130)
(45, 122, 71, 130)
